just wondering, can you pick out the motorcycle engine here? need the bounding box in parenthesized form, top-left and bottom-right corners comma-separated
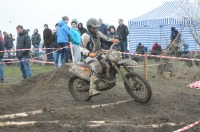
(98, 81, 110, 90)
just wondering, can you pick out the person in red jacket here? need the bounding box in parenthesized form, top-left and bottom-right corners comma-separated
(151, 42, 162, 55)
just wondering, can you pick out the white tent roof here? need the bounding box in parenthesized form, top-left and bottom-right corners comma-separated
(129, 0, 200, 27)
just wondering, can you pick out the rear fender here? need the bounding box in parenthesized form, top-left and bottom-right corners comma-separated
(117, 59, 137, 66)
(69, 65, 91, 81)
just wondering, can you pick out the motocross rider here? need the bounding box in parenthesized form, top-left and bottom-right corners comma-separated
(81, 18, 120, 97)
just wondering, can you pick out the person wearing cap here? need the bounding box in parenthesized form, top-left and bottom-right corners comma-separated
(70, 21, 81, 63)
(81, 18, 120, 97)
(57, 16, 71, 64)
(43, 24, 53, 62)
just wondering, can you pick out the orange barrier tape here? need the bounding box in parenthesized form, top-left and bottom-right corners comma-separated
(120, 52, 200, 62)
(128, 63, 160, 68)
(30, 59, 54, 64)
(0, 47, 61, 53)
(173, 120, 200, 132)
(0, 59, 54, 65)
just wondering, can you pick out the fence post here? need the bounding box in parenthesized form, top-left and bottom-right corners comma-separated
(144, 54, 147, 79)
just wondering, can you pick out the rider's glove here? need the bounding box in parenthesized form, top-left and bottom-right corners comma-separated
(112, 39, 120, 44)
(89, 52, 96, 58)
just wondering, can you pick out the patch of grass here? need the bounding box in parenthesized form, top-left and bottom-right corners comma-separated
(4, 63, 55, 83)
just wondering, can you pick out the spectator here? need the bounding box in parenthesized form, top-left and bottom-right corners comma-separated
(136, 43, 145, 54)
(9, 34, 15, 57)
(57, 16, 71, 64)
(99, 19, 108, 35)
(3, 31, 13, 58)
(31, 29, 41, 60)
(106, 28, 110, 35)
(78, 23, 87, 36)
(70, 21, 81, 63)
(72, 18, 78, 23)
(170, 27, 181, 43)
(52, 23, 61, 68)
(43, 24, 53, 61)
(0, 31, 4, 42)
(151, 41, 162, 55)
(99, 19, 108, 50)
(181, 40, 189, 55)
(16, 25, 32, 79)
(132, 43, 145, 62)
(9, 33, 15, 47)
(0, 38, 4, 83)
(106, 25, 122, 50)
(117, 19, 129, 58)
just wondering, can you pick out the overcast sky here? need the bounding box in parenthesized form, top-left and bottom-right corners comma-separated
(0, 0, 180, 37)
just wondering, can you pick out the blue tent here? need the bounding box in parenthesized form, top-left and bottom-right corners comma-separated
(128, 0, 200, 53)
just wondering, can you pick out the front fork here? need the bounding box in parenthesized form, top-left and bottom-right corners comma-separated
(111, 62, 134, 89)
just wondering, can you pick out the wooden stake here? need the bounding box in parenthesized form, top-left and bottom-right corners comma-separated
(70, 42, 75, 64)
(144, 54, 147, 79)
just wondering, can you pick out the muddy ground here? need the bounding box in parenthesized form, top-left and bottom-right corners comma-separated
(0, 65, 199, 132)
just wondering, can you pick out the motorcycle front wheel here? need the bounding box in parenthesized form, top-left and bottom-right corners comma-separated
(124, 72, 152, 103)
(68, 75, 91, 101)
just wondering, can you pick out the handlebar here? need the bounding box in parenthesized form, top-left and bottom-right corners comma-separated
(93, 43, 119, 57)
(110, 43, 117, 50)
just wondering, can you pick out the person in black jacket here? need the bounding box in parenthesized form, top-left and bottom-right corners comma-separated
(43, 24, 53, 61)
(16, 25, 32, 79)
(31, 29, 41, 60)
(52, 23, 61, 68)
(3, 31, 12, 58)
(106, 25, 122, 50)
(78, 23, 87, 36)
(117, 19, 129, 59)
(0, 39, 4, 83)
(99, 19, 108, 35)
(170, 27, 181, 43)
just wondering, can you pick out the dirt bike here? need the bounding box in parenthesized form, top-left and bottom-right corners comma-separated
(68, 44, 152, 103)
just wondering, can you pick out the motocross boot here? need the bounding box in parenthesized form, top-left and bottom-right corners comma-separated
(89, 75, 100, 96)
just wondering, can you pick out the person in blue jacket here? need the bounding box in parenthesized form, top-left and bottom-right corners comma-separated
(57, 16, 71, 64)
(70, 21, 81, 63)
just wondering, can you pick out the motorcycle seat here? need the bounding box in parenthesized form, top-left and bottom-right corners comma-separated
(76, 62, 91, 69)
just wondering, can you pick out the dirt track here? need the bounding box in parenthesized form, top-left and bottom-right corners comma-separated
(0, 65, 200, 132)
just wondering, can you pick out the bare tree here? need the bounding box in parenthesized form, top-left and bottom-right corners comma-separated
(179, 0, 200, 45)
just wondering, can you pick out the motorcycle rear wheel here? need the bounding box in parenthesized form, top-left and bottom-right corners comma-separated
(68, 75, 91, 101)
(124, 72, 152, 103)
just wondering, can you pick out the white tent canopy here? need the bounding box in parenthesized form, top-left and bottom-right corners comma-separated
(128, 0, 200, 53)
(129, 0, 199, 27)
